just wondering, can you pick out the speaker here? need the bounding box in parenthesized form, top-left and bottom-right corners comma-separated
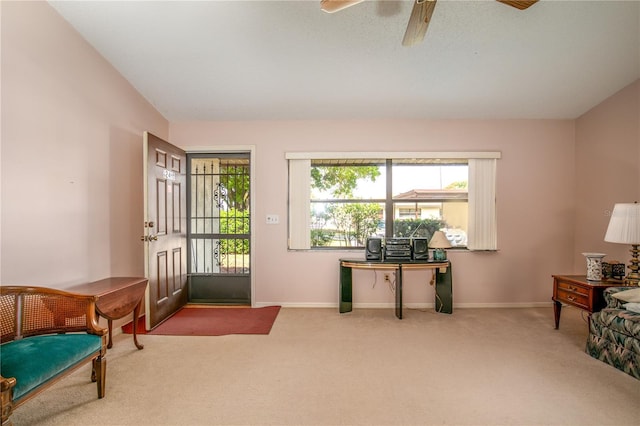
(365, 238, 383, 261)
(412, 238, 429, 260)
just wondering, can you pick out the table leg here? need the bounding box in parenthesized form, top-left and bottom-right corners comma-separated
(395, 266, 403, 319)
(107, 319, 113, 349)
(132, 300, 144, 350)
(435, 264, 453, 314)
(339, 264, 353, 313)
(553, 299, 562, 329)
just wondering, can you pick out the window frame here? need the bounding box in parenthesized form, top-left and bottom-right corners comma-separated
(287, 152, 500, 251)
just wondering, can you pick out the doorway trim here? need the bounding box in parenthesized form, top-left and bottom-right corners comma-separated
(185, 145, 256, 307)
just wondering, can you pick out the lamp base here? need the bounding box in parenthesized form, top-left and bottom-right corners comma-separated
(433, 249, 447, 261)
(625, 244, 640, 286)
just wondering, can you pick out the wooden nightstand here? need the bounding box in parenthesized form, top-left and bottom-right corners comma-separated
(552, 274, 628, 329)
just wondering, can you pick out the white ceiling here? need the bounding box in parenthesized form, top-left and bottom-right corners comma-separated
(49, 0, 640, 121)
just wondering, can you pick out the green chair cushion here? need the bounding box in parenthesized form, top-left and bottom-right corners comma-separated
(0, 334, 102, 401)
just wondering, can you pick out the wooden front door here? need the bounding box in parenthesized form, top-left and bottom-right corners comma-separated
(143, 132, 188, 330)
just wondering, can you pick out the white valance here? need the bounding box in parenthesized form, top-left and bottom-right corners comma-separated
(285, 151, 501, 160)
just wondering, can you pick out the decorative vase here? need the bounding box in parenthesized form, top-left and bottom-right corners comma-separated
(582, 253, 606, 281)
(612, 262, 626, 280)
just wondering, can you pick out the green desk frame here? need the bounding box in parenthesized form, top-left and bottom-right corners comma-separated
(339, 259, 453, 319)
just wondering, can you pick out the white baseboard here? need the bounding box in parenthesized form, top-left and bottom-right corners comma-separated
(254, 302, 336, 309)
(254, 301, 554, 309)
(455, 302, 552, 308)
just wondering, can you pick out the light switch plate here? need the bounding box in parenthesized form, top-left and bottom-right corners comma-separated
(266, 214, 279, 224)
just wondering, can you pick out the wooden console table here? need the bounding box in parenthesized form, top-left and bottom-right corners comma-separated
(551, 274, 628, 329)
(68, 277, 148, 349)
(339, 259, 452, 319)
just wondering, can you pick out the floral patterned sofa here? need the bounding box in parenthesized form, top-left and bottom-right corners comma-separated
(586, 286, 640, 379)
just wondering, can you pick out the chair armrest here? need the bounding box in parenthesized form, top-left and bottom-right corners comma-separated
(1, 374, 16, 425)
(0, 375, 16, 393)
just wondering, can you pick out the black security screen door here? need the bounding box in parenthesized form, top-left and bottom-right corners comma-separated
(187, 153, 250, 304)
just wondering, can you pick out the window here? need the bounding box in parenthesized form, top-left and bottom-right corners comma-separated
(287, 152, 499, 251)
(309, 159, 385, 248)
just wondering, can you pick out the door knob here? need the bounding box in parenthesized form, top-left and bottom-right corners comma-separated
(140, 235, 159, 242)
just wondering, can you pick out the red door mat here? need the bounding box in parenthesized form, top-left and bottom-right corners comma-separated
(121, 306, 281, 336)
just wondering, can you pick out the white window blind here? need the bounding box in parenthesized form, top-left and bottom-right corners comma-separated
(288, 159, 311, 249)
(467, 158, 497, 250)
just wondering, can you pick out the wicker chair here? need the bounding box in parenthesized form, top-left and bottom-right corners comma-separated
(0, 286, 107, 426)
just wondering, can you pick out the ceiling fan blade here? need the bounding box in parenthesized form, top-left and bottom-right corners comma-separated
(320, 0, 365, 14)
(402, 0, 437, 47)
(496, 0, 538, 10)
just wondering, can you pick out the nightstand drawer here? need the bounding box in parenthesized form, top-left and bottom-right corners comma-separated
(556, 288, 589, 309)
(556, 280, 589, 296)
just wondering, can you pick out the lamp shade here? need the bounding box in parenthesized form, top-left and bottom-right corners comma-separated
(320, 0, 364, 13)
(428, 231, 452, 249)
(604, 203, 640, 244)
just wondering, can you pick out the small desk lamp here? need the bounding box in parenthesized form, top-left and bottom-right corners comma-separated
(429, 230, 452, 261)
(604, 202, 640, 285)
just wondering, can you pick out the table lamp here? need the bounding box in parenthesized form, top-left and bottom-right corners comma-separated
(429, 230, 452, 261)
(604, 202, 640, 285)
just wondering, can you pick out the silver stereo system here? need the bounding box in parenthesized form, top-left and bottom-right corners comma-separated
(384, 238, 412, 260)
(365, 237, 433, 261)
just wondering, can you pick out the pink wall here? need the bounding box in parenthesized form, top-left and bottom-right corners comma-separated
(574, 81, 640, 272)
(170, 120, 577, 306)
(1, 2, 168, 287)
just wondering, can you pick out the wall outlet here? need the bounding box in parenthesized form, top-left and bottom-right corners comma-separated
(384, 273, 390, 282)
(266, 214, 279, 224)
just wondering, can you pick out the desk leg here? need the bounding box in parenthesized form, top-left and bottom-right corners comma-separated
(339, 264, 353, 313)
(435, 264, 453, 314)
(396, 266, 403, 319)
(132, 299, 144, 350)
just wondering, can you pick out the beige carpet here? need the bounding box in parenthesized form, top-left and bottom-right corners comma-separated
(9, 307, 640, 425)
